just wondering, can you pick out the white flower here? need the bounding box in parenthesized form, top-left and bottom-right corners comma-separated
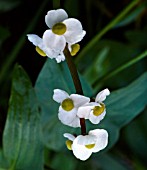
(53, 89, 90, 127)
(77, 89, 110, 124)
(64, 129, 108, 161)
(27, 9, 84, 62)
(45, 9, 86, 45)
(27, 34, 65, 63)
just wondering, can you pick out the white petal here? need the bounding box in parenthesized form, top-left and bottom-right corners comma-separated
(77, 102, 99, 119)
(55, 53, 65, 63)
(58, 107, 77, 126)
(27, 34, 43, 47)
(63, 133, 75, 141)
(89, 129, 108, 153)
(68, 116, 80, 127)
(95, 88, 110, 103)
(63, 18, 86, 44)
(72, 135, 92, 161)
(77, 105, 93, 119)
(43, 47, 56, 59)
(70, 94, 90, 108)
(43, 30, 66, 52)
(77, 135, 96, 145)
(45, 9, 68, 28)
(89, 110, 106, 124)
(53, 89, 69, 103)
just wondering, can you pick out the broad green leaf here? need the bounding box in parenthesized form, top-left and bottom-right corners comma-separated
(125, 29, 147, 47)
(93, 153, 127, 170)
(95, 72, 147, 151)
(50, 152, 77, 170)
(83, 47, 109, 84)
(35, 59, 93, 150)
(2, 65, 43, 170)
(82, 40, 146, 90)
(124, 109, 147, 163)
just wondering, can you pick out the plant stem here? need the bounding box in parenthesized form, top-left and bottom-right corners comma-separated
(63, 46, 87, 135)
(63, 46, 83, 95)
(75, 0, 140, 64)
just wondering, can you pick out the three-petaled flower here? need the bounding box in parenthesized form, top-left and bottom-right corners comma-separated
(27, 9, 85, 63)
(64, 129, 108, 161)
(53, 89, 90, 127)
(77, 89, 110, 124)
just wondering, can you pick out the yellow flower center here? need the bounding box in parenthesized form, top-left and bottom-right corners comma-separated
(66, 140, 73, 150)
(35, 46, 46, 57)
(61, 98, 74, 111)
(93, 103, 105, 116)
(70, 44, 80, 56)
(52, 22, 67, 35)
(85, 144, 95, 149)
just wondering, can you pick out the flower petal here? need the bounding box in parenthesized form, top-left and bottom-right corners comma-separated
(43, 47, 56, 59)
(53, 89, 69, 103)
(27, 34, 43, 48)
(95, 88, 110, 103)
(72, 135, 92, 161)
(77, 102, 99, 119)
(77, 135, 96, 145)
(63, 18, 86, 44)
(63, 133, 75, 141)
(55, 53, 65, 63)
(68, 116, 80, 127)
(58, 107, 78, 126)
(89, 129, 108, 153)
(43, 30, 66, 52)
(70, 94, 90, 108)
(89, 110, 106, 124)
(77, 105, 92, 119)
(45, 9, 68, 28)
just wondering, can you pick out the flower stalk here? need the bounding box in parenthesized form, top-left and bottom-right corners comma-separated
(63, 45, 87, 135)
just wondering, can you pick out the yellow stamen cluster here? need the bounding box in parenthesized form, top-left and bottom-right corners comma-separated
(35, 46, 46, 57)
(61, 98, 74, 111)
(70, 44, 80, 56)
(66, 140, 73, 150)
(93, 103, 105, 116)
(85, 143, 95, 149)
(52, 22, 67, 35)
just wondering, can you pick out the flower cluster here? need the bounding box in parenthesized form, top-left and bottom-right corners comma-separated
(53, 88, 110, 161)
(28, 8, 110, 161)
(27, 9, 85, 63)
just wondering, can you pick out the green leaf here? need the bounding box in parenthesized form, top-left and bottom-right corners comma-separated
(96, 72, 147, 151)
(35, 59, 93, 151)
(2, 64, 43, 170)
(93, 153, 127, 170)
(124, 109, 147, 163)
(114, 2, 146, 28)
(125, 29, 147, 47)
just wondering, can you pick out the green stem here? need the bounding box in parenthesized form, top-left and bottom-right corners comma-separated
(0, 0, 49, 85)
(63, 46, 86, 136)
(93, 50, 147, 88)
(75, 0, 140, 64)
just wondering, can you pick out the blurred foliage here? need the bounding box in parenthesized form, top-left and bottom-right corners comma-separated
(0, 0, 147, 169)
